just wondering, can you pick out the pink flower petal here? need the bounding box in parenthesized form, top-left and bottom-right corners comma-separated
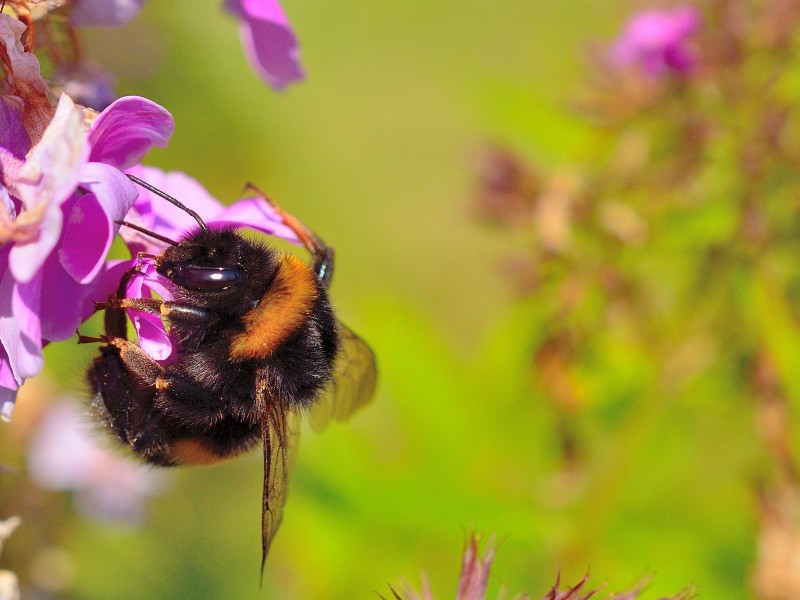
(88, 97, 175, 169)
(11, 95, 89, 279)
(0, 254, 19, 418)
(8, 201, 63, 284)
(0, 269, 44, 382)
(125, 262, 173, 360)
(611, 6, 701, 77)
(122, 165, 300, 252)
(59, 194, 114, 284)
(10, 275, 44, 380)
(76, 258, 135, 322)
(215, 196, 299, 243)
(124, 165, 223, 246)
(132, 310, 172, 360)
(59, 163, 137, 284)
(225, 0, 305, 90)
(17, 94, 88, 206)
(38, 257, 91, 342)
(0, 344, 18, 421)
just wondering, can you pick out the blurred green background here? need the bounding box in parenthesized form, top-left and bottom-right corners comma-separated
(3, 0, 772, 598)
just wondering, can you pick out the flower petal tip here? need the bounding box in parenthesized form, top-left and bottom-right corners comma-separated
(1, 400, 14, 422)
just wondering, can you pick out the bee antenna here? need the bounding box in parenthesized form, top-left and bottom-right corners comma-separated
(127, 174, 209, 233)
(115, 220, 180, 246)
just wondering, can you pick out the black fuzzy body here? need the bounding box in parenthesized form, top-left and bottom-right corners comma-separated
(88, 226, 339, 466)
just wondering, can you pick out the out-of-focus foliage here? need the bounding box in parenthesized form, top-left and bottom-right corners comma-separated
(1, 0, 799, 599)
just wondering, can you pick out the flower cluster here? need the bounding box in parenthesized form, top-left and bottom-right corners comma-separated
(475, 2, 800, 597)
(0, 12, 174, 417)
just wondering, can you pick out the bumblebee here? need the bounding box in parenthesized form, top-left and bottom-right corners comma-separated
(81, 175, 376, 571)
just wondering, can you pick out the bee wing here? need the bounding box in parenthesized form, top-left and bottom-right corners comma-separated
(259, 405, 301, 580)
(308, 322, 377, 433)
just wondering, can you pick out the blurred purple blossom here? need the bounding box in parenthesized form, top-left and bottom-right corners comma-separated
(69, 0, 146, 27)
(398, 535, 694, 600)
(57, 63, 118, 112)
(0, 13, 175, 416)
(401, 536, 494, 600)
(610, 6, 702, 77)
(224, 0, 305, 90)
(456, 537, 495, 600)
(118, 164, 300, 360)
(27, 400, 167, 524)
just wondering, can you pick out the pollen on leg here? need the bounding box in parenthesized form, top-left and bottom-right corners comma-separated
(107, 337, 165, 385)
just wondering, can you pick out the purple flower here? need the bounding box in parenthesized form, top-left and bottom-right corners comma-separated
(611, 6, 702, 77)
(402, 536, 495, 600)
(69, 0, 146, 27)
(57, 63, 118, 112)
(0, 14, 176, 416)
(398, 535, 694, 600)
(224, 0, 305, 90)
(27, 400, 167, 524)
(118, 164, 300, 360)
(456, 537, 495, 600)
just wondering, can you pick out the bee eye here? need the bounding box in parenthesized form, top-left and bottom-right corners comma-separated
(169, 266, 244, 291)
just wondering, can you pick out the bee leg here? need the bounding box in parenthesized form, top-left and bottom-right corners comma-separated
(94, 298, 163, 313)
(105, 337, 165, 385)
(88, 338, 174, 466)
(95, 298, 219, 324)
(99, 260, 154, 340)
(244, 182, 336, 287)
(76, 332, 109, 344)
(95, 295, 224, 355)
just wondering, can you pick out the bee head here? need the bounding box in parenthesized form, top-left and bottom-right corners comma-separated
(156, 227, 278, 313)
